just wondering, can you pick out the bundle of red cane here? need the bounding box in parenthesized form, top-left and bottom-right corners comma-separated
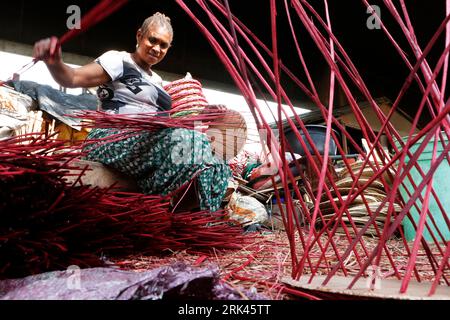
(73, 107, 227, 131)
(0, 134, 248, 279)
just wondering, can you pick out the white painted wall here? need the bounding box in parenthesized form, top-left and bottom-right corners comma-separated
(0, 51, 84, 95)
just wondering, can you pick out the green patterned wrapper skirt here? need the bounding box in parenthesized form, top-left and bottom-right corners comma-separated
(83, 127, 231, 212)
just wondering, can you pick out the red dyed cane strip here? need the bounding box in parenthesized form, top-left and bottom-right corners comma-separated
(73, 110, 226, 131)
(0, 0, 128, 85)
(222, 252, 257, 282)
(193, 255, 208, 266)
(60, 0, 128, 45)
(303, 0, 337, 278)
(429, 241, 450, 296)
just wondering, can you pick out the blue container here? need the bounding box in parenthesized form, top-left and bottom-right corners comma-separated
(397, 134, 450, 242)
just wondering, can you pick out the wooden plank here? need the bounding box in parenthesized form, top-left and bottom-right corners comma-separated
(283, 275, 450, 300)
(66, 159, 139, 191)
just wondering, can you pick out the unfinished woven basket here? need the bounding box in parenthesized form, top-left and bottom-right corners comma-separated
(164, 73, 247, 161)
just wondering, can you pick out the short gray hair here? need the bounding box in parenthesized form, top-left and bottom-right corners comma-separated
(140, 12, 173, 40)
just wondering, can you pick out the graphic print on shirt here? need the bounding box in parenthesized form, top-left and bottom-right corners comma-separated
(119, 61, 150, 95)
(97, 85, 122, 112)
(97, 86, 114, 100)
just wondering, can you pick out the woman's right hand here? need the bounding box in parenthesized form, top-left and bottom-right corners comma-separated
(32, 36, 62, 65)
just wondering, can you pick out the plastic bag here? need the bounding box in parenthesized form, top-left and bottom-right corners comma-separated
(225, 192, 268, 227)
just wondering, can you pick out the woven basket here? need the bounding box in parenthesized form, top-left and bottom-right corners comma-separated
(206, 108, 247, 161)
(164, 74, 247, 161)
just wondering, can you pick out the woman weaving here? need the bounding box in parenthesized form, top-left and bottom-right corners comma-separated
(33, 12, 231, 212)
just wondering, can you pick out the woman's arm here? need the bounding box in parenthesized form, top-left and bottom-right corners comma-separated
(33, 37, 111, 88)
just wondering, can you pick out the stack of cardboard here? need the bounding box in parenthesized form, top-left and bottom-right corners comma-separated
(317, 161, 401, 236)
(0, 85, 37, 138)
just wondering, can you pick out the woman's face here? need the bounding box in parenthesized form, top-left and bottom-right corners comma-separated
(136, 24, 172, 67)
